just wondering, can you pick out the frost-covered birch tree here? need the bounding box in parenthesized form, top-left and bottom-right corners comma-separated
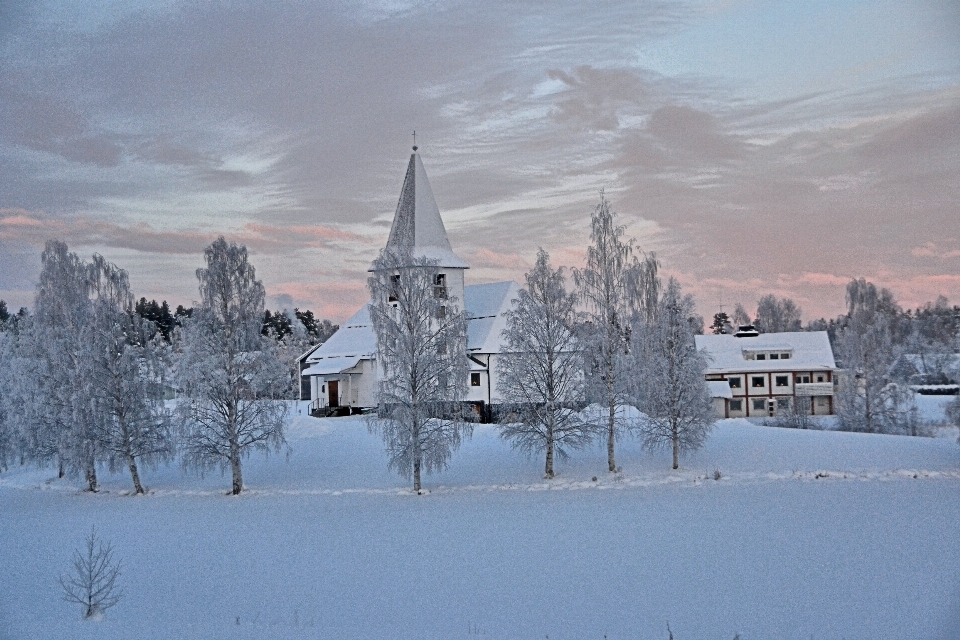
(177, 238, 289, 495)
(631, 278, 714, 469)
(368, 249, 470, 492)
(574, 193, 638, 473)
(20, 241, 104, 490)
(497, 249, 590, 478)
(754, 295, 802, 333)
(0, 330, 18, 471)
(87, 255, 174, 494)
(834, 279, 900, 433)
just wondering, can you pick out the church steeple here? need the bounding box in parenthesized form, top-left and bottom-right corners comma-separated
(384, 150, 469, 269)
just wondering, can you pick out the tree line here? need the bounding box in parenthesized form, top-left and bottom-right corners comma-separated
(0, 238, 337, 494)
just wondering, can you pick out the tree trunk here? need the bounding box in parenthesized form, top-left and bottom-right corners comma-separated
(544, 429, 555, 479)
(127, 455, 144, 495)
(85, 459, 99, 493)
(58, 459, 65, 478)
(230, 438, 243, 495)
(607, 376, 617, 473)
(607, 399, 616, 472)
(672, 424, 679, 470)
(413, 458, 422, 492)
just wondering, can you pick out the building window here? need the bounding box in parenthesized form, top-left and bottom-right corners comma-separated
(753, 399, 766, 411)
(321, 384, 325, 392)
(436, 305, 447, 319)
(798, 375, 810, 384)
(752, 376, 765, 388)
(778, 397, 791, 410)
(730, 400, 743, 412)
(775, 375, 789, 387)
(389, 274, 400, 302)
(770, 353, 779, 360)
(756, 353, 766, 360)
(816, 375, 824, 382)
(434, 273, 447, 299)
(781, 353, 791, 359)
(817, 397, 829, 406)
(728, 377, 742, 389)
(470, 372, 481, 387)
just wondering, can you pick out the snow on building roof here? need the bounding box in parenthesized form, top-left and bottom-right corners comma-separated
(302, 356, 363, 376)
(695, 331, 836, 374)
(305, 305, 377, 364)
(304, 281, 521, 369)
(465, 281, 520, 354)
(707, 380, 733, 399)
(382, 152, 469, 269)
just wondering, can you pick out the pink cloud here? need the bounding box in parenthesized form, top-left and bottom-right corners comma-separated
(0, 209, 367, 256)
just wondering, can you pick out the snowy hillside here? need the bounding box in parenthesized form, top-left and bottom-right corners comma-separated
(2, 405, 958, 639)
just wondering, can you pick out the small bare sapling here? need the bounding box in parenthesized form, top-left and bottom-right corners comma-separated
(60, 528, 122, 620)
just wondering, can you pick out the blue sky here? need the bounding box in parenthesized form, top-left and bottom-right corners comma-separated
(1, 0, 958, 320)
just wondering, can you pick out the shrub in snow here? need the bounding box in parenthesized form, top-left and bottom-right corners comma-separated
(60, 528, 122, 620)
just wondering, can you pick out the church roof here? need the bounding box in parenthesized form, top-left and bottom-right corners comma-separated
(304, 281, 520, 368)
(383, 152, 469, 269)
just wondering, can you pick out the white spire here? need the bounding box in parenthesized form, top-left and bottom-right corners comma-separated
(384, 151, 469, 269)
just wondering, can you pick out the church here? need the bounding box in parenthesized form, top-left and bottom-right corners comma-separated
(300, 148, 520, 419)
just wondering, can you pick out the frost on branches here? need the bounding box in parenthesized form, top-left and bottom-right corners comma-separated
(367, 248, 471, 493)
(496, 249, 590, 478)
(86, 255, 175, 494)
(574, 193, 659, 473)
(631, 278, 714, 469)
(177, 238, 289, 495)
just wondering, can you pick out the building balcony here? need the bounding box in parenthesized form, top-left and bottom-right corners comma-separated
(795, 382, 833, 397)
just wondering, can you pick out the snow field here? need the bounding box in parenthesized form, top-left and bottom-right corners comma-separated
(1, 407, 959, 639)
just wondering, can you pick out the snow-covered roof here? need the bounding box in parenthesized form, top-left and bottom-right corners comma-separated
(465, 281, 520, 354)
(304, 305, 377, 365)
(302, 356, 363, 376)
(304, 281, 520, 372)
(707, 380, 733, 399)
(695, 331, 836, 374)
(381, 152, 469, 269)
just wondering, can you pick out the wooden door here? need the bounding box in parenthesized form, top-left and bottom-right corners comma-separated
(328, 380, 339, 407)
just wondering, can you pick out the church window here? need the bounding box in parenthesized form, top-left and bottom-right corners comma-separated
(434, 273, 447, 299)
(389, 274, 400, 302)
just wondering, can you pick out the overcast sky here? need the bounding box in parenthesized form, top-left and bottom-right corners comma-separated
(2, 0, 959, 322)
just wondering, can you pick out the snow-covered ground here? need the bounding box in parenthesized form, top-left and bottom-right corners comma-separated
(2, 404, 959, 639)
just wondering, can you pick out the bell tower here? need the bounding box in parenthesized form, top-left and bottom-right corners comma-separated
(378, 147, 468, 310)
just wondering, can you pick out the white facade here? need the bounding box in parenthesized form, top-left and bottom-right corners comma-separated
(696, 331, 838, 419)
(302, 150, 519, 417)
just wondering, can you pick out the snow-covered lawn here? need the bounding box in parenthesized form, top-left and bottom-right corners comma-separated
(2, 405, 959, 639)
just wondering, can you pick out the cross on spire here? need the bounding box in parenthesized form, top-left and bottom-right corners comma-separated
(412, 130, 417, 152)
